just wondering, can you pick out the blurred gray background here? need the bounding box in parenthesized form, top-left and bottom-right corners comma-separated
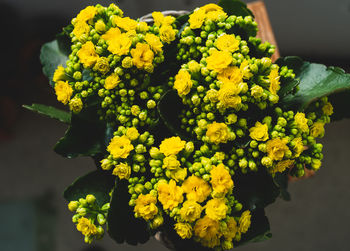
(0, 0, 349, 251)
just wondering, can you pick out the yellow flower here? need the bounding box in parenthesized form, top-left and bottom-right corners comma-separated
(113, 16, 138, 31)
(93, 57, 110, 75)
(217, 84, 242, 109)
(73, 20, 90, 41)
(69, 97, 83, 113)
(194, 216, 220, 248)
(250, 85, 264, 99)
(152, 12, 165, 27)
(322, 102, 333, 116)
(126, 127, 139, 141)
(163, 16, 176, 26)
(101, 27, 121, 42)
(174, 223, 192, 239)
(217, 66, 243, 85)
(210, 163, 233, 195)
(205, 198, 228, 221)
(206, 10, 227, 22)
(107, 33, 132, 56)
(77, 41, 99, 68)
(182, 175, 211, 203)
(268, 69, 280, 95)
(131, 105, 140, 116)
(137, 21, 149, 32)
(200, 3, 223, 13)
(238, 210, 251, 234)
(163, 155, 181, 170)
(223, 217, 238, 241)
(55, 81, 73, 105)
(159, 25, 176, 44)
(249, 122, 269, 141)
(107, 135, 134, 159)
(76, 217, 97, 236)
(53, 65, 65, 82)
(240, 59, 253, 79)
(134, 194, 158, 220)
(112, 163, 131, 179)
(179, 200, 203, 222)
(310, 121, 325, 138)
(95, 19, 106, 33)
(188, 8, 206, 29)
(206, 89, 219, 103)
(104, 73, 120, 89)
(187, 60, 201, 73)
(266, 138, 289, 161)
(312, 159, 322, 170)
(206, 122, 230, 144)
(168, 167, 188, 182)
(100, 158, 113, 170)
(76, 6, 97, 23)
(206, 50, 232, 73)
(216, 34, 239, 52)
(144, 33, 163, 53)
(131, 43, 154, 71)
(271, 159, 294, 174)
(174, 69, 193, 96)
(159, 136, 186, 156)
(294, 112, 309, 133)
(157, 180, 184, 210)
(292, 137, 304, 157)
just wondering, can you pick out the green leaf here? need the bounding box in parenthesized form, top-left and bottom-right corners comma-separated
(40, 39, 70, 87)
(107, 179, 150, 245)
(23, 103, 71, 123)
(273, 172, 291, 201)
(218, 0, 254, 18)
(277, 56, 350, 110)
(328, 90, 350, 120)
(63, 170, 115, 207)
(278, 78, 300, 98)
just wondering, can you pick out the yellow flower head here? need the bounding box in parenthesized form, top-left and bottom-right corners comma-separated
(216, 34, 239, 53)
(126, 127, 139, 141)
(206, 50, 232, 73)
(206, 122, 230, 144)
(73, 21, 90, 40)
(206, 10, 227, 22)
(93, 57, 110, 75)
(174, 222, 192, 239)
(163, 155, 181, 170)
(266, 138, 289, 161)
(107, 135, 134, 159)
(152, 12, 165, 27)
(200, 3, 223, 13)
(104, 73, 120, 89)
(163, 15, 176, 26)
(76, 6, 97, 23)
(294, 112, 309, 133)
(194, 216, 220, 247)
(217, 84, 242, 109)
(159, 25, 176, 44)
(238, 210, 251, 234)
(78, 41, 99, 68)
(210, 163, 233, 195)
(322, 102, 333, 116)
(159, 136, 186, 156)
(137, 21, 149, 32)
(271, 159, 294, 174)
(76, 217, 97, 237)
(112, 162, 131, 179)
(249, 122, 269, 141)
(134, 194, 158, 220)
(101, 27, 121, 42)
(131, 105, 141, 116)
(240, 59, 253, 79)
(188, 8, 206, 29)
(174, 69, 193, 96)
(187, 60, 201, 73)
(310, 121, 325, 138)
(107, 33, 132, 56)
(69, 97, 83, 113)
(250, 85, 264, 99)
(206, 89, 219, 103)
(292, 137, 304, 157)
(268, 69, 280, 95)
(144, 33, 163, 53)
(131, 43, 154, 71)
(217, 66, 243, 85)
(95, 19, 106, 33)
(113, 16, 138, 31)
(179, 200, 203, 222)
(182, 175, 211, 203)
(53, 65, 66, 83)
(55, 81, 73, 105)
(205, 198, 228, 221)
(223, 217, 238, 241)
(157, 179, 184, 210)
(168, 167, 188, 182)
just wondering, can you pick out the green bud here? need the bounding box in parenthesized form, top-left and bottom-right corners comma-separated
(239, 158, 248, 169)
(261, 156, 273, 167)
(76, 207, 87, 216)
(68, 201, 79, 212)
(86, 194, 96, 204)
(72, 214, 80, 223)
(101, 203, 110, 211)
(97, 213, 106, 225)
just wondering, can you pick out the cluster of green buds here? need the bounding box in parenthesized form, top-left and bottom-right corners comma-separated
(68, 194, 109, 243)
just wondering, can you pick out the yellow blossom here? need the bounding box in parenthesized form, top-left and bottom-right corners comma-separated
(134, 194, 158, 220)
(152, 12, 165, 27)
(126, 127, 139, 141)
(240, 59, 253, 79)
(188, 60, 201, 73)
(137, 21, 149, 32)
(73, 21, 90, 40)
(113, 16, 138, 31)
(206, 10, 227, 22)
(194, 216, 220, 248)
(163, 16, 176, 26)
(238, 210, 251, 234)
(159, 25, 176, 44)
(131, 105, 140, 116)
(268, 69, 280, 95)
(182, 175, 211, 203)
(95, 19, 106, 33)
(205, 198, 228, 221)
(76, 217, 97, 236)
(93, 57, 110, 74)
(206, 50, 232, 73)
(157, 180, 184, 210)
(292, 137, 304, 157)
(69, 97, 83, 113)
(104, 73, 120, 89)
(55, 81, 73, 105)
(77, 41, 99, 68)
(174, 69, 193, 96)
(217, 66, 243, 85)
(206, 122, 230, 144)
(144, 33, 163, 53)
(131, 43, 154, 71)
(206, 89, 219, 103)
(163, 155, 181, 170)
(271, 159, 294, 174)
(322, 102, 333, 116)
(76, 6, 97, 23)
(310, 121, 325, 138)
(294, 112, 309, 133)
(168, 167, 188, 182)
(179, 200, 203, 222)
(250, 85, 264, 99)
(217, 84, 242, 109)
(188, 8, 206, 29)
(174, 223, 192, 239)
(159, 136, 186, 156)
(216, 34, 239, 52)
(249, 122, 269, 141)
(107, 33, 132, 56)
(107, 135, 134, 159)
(53, 65, 65, 82)
(101, 27, 121, 42)
(266, 138, 289, 161)
(210, 163, 233, 195)
(112, 163, 131, 179)
(200, 3, 223, 13)
(223, 217, 238, 241)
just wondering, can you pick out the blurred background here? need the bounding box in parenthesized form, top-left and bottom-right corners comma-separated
(0, 0, 349, 251)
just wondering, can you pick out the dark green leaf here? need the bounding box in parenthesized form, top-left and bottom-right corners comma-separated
(64, 170, 115, 207)
(107, 180, 150, 245)
(218, 0, 254, 18)
(278, 78, 300, 98)
(56, 24, 73, 56)
(273, 172, 291, 201)
(23, 103, 71, 123)
(277, 56, 350, 110)
(328, 90, 350, 120)
(40, 40, 70, 87)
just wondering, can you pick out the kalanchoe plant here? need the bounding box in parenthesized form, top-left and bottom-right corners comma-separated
(24, 0, 350, 250)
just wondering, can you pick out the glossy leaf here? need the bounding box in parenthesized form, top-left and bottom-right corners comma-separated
(218, 0, 254, 18)
(23, 103, 71, 124)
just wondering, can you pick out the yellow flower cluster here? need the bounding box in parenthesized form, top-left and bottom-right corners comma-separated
(188, 4, 226, 29)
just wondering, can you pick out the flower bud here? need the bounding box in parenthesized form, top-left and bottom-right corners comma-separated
(86, 194, 96, 204)
(68, 201, 79, 212)
(261, 156, 273, 167)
